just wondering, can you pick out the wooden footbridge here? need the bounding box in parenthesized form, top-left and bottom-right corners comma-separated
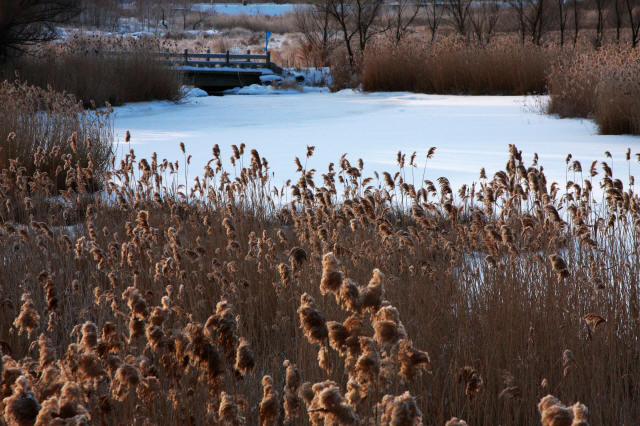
(158, 49, 285, 93)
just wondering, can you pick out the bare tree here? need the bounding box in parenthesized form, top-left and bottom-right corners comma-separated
(444, 0, 473, 37)
(509, 0, 528, 43)
(572, 0, 580, 45)
(385, 0, 421, 44)
(624, 0, 640, 47)
(593, 0, 609, 46)
(526, 0, 547, 45)
(612, 0, 622, 42)
(325, 0, 387, 65)
(295, 3, 338, 54)
(469, 0, 501, 44)
(0, 0, 80, 58)
(556, 0, 569, 45)
(422, 0, 444, 42)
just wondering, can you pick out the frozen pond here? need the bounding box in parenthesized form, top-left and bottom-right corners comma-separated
(192, 3, 306, 15)
(113, 90, 639, 193)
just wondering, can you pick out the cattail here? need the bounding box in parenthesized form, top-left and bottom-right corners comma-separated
(3, 376, 40, 426)
(354, 337, 380, 395)
(445, 418, 469, 426)
(308, 381, 359, 425)
(43, 279, 57, 312)
(34, 397, 61, 426)
(538, 394, 585, 426)
(345, 379, 361, 407)
(122, 287, 148, 319)
(78, 353, 105, 379)
(289, 246, 307, 270)
(339, 278, 361, 313)
(219, 392, 243, 425)
(128, 317, 145, 342)
(206, 299, 239, 359)
(113, 363, 141, 401)
(571, 402, 590, 425)
(317, 345, 330, 373)
(278, 263, 292, 286)
(398, 339, 431, 380)
(583, 313, 606, 332)
(320, 252, 343, 297)
(80, 321, 98, 350)
(125, 130, 131, 142)
(259, 375, 280, 426)
(378, 391, 423, 426)
(283, 360, 302, 424)
(184, 323, 225, 381)
(234, 337, 255, 377)
(458, 366, 483, 399)
(360, 268, 385, 312)
(562, 349, 575, 376)
(38, 334, 55, 370)
(297, 293, 328, 346)
(327, 321, 349, 354)
(179, 142, 186, 153)
(298, 381, 314, 407)
(549, 254, 570, 281)
(13, 293, 40, 338)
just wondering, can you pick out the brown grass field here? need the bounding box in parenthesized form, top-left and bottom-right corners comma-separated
(0, 80, 639, 424)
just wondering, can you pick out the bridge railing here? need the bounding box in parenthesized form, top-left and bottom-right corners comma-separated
(155, 49, 283, 74)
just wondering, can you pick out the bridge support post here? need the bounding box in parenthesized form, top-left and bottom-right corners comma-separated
(226, 50, 230, 65)
(184, 49, 188, 65)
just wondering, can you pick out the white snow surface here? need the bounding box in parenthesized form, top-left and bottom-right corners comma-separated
(192, 3, 307, 15)
(113, 91, 639, 192)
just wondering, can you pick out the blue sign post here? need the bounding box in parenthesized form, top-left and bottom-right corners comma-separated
(265, 31, 272, 51)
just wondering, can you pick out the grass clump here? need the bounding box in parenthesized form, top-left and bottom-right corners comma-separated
(0, 80, 112, 221)
(547, 47, 640, 135)
(0, 36, 183, 107)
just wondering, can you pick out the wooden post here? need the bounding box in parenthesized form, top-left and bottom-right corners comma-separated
(266, 50, 271, 67)
(206, 48, 210, 62)
(226, 50, 230, 65)
(184, 49, 188, 65)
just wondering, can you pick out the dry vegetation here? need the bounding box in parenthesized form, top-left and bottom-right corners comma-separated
(0, 80, 113, 207)
(547, 46, 640, 135)
(0, 78, 639, 424)
(0, 36, 183, 107)
(362, 37, 552, 95)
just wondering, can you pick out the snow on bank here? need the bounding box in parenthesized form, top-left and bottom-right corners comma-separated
(224, 84, 329, 95)
(113, 91, 638, 193)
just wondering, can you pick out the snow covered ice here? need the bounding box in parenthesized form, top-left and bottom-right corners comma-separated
(113, 90, 639, 192)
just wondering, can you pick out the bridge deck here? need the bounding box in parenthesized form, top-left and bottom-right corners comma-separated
(160, 49, 284, 93)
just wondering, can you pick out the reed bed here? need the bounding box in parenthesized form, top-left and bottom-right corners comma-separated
(0, 80, 113, 225)
(362, 37, 553, 95)
(0, 35, 183, 108)
(547, 46, 640, 135)
(0, 112, 638, 426)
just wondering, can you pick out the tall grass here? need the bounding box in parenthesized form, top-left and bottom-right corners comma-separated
(0, 119, 638, 424)
(547, 47, 640, 135)
(0, 80, 113, 197)
(0, 36, 183, 107)
(361, 37, 553, 95)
